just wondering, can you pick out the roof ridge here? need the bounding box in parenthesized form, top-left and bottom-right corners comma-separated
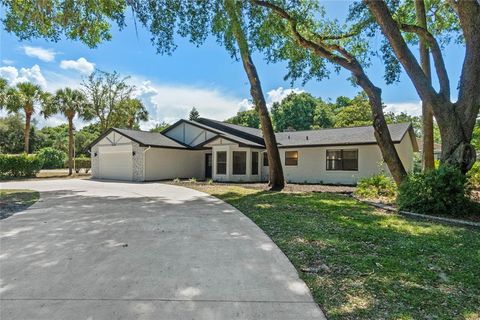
(275, 122, 410, 134)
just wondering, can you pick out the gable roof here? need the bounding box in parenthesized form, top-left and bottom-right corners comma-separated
(87, 127, 189, 150)
(275, 123, 418, 150)
(89, 120, 418, 152)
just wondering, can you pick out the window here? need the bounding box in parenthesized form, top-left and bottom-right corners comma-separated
(263, 152, 269, 166)
(232, 151, 247, 175)
(216, 151, 227, 175)
(285, 151, 298, 166)
(326, 149, 358, 171)
(252, 152, 259, 175)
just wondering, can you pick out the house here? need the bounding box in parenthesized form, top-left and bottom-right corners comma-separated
(88, 118, 418, 185)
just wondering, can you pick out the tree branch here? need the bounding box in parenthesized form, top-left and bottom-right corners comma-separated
(399, 23, 450, 98)
(364, 0, 445, 115)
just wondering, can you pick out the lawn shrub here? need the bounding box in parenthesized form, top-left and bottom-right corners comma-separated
(355, 174, 396, 199)
(0, 153, 44, 178)
(37, 147, 66, 169)
(397, 165, 472, 215)
(73, 157, 91, 173)
(467, 161, 480, 190)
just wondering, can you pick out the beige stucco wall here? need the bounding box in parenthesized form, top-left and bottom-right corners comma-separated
(144, 148, 206, 181)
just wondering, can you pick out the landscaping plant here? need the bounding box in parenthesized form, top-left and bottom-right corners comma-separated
(397, 166, 472, 216)
(37, 147, 66, 169)
(0, 153, 44, 178)
(355, 173, 397, 200)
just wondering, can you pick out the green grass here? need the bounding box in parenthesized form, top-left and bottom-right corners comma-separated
(190, 185, 480, 320)
(0, 189, 40, 219)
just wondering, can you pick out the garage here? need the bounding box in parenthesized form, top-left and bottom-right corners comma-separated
(98, 145, 133, 181)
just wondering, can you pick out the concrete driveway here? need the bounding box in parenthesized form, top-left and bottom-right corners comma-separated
(0, 179, 325, 319)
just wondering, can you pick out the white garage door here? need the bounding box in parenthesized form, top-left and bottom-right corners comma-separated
(99, 145, 133, 181)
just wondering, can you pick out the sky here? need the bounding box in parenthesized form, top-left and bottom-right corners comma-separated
(0, 1, 465, 130)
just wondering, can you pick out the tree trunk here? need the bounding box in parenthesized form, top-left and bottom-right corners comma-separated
(225, 0, 285, 190)
(24, 111, 32, 154)
(355, 72, 408, 184)
(415, 0, 435, 171)
(365, 0, 478, 173)
(68, 116, 74, 175)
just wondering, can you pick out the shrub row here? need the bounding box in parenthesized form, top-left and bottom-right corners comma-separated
(72, 157, 91, 173)
(0, 154, 44, 178)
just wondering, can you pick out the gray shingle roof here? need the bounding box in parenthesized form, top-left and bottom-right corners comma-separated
(113, 128, 188, 149)
(275, 123, 413, 147)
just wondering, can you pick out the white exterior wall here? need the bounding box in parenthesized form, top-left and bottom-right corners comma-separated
(144, 148, 206, 181)
(279, 135, 414, 185)
(164, 122, 216, 146)
(91, 131, 146, 181)
(207, 138, 262, 182)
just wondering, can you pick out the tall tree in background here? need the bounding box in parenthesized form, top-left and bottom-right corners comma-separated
(364, 0, 479, 173)
(43, 88, 89, 175)
(2, 82, 48, 153)
(81, 70, 134, 131)
(226, 109, 260, 128)
(116, 98, 149, 129)
(271, 92, 317, 132)
(188, 107, 200, 121)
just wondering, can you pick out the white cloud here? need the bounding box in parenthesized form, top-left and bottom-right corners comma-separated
(60, 57, 95, 75)
(22, 46, 58, 62)
(0, 64, 47, 89)
(384, 101, 422, 116)
(237, 98, 253, 112)
(266, 87, 304, 106)
(132, 78, 244, 129)
(2, 59, 14, 65)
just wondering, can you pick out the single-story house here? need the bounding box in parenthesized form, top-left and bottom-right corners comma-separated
(88, 118, 418, 185)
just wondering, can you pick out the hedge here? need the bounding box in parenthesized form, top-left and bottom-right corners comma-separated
(72, 157, 91, 173)
(37, 147, 67, 169)
(0, 154, 44, 179)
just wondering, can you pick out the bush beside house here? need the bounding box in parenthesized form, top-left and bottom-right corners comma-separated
(397, 166, 473, 216)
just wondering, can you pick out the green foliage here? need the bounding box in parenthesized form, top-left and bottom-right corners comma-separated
(149, 122, 171, 133)
(1, 0, 128, 48)
(0, 153, 44, 179)
(36, 124, 69, 153)
(271, 92, 318, 131)
(188, 107, 200, 121)
(81, 70, 136, 130)
(72, 158, 91, 173)
(355, 174, 397, 200)
(0, 114, 26, 153)
(226, 109, 260, 128)
(115, 98, 149, 129)
(334, 92, 372, 128)
(467, 161, 480, 190)
(37, 147, 66, 169)
(397, 166, 472, 216)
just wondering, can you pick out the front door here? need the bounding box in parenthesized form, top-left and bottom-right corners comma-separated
(205, 153, 212, 179)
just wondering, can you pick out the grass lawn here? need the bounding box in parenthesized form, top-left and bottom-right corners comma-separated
(187, 184, 480, 320)
(0, 189, 40, 219)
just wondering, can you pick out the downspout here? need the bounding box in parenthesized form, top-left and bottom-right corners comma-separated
(143, 146, 151, 181)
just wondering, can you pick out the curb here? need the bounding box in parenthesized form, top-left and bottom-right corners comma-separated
(354, 197, 480, 229)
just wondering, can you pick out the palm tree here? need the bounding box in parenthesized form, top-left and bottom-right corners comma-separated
(44, 88, 89, 175)
(118, 98, 149, 129)
(3, 82, 47, 153)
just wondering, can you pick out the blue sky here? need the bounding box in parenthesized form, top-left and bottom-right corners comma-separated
(0, 1, 465, 129)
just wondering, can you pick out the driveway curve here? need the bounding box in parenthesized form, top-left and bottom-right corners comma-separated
(0, 179, 325, 320)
